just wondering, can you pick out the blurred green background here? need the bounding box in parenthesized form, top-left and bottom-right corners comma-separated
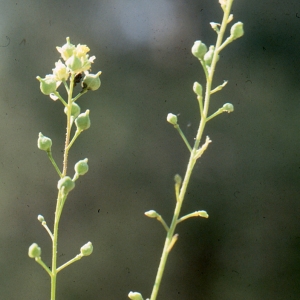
(0, 0, 299, 299)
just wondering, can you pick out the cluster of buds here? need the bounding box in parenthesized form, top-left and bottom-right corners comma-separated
(36, 37, 101, 96)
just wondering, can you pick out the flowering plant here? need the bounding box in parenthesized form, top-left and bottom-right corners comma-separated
(29, 37, 101, 300)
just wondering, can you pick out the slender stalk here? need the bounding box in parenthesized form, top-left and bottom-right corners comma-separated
(47, 150, 62, 178)
(62, 73, 75, 176)
(149, 1, 234, 299)
(50, 193, 60, 300)
(50, 73, 75, 300)
(174, 124, 192, 152)
(57, 254, 82, 273)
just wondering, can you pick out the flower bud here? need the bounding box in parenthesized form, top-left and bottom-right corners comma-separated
(57, 176, 75, 194)
(198, 210, 209, 218)
(28, 243, 41, 258)
(64, 102, 81, 119)
(174, 174, 182, 185)
(166, 113, 177, 125)
(56, 37, 76, 61)
(204, 46, 219, 66)
(37, 215, 45, 222)
(128, 291, 144, 300)
(191, 40, 207, 59)
(210, 22, 220, 32)
(82, 71, 102, 91)
(193, 82, 203, 97)
(222, 103, 234, 113)
(80, 241, 93, 256)
(230, 22, 244, 40)
(37, 132, 52, 151)
(74, 158, 89, 176)
(145, 210, 158, 218)
(36, 75, 57, 95)
(75, 110, 91, 131)
(53, 60, 69, 81)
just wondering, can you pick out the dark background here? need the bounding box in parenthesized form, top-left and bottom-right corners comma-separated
(0, 0, 299, 299)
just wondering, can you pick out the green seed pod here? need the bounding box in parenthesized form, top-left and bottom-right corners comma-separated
(80, 241, 93, 256)
(230, 22, 244, 40)
(75, 110, 91, 131)
(222, 103, 234, 113)
(36, 75, 57, 95)
(66, 55, 82, 73)
(37, 132, 52, 151)
(128, 291, 144, 300)
(166, 113, 177, 125)
(57, 176, 75, 194)
(204, 46, 219, 66)
(144, 210, 159, 218)
(56, 37, 76, 61)
(28, 243, 41, 258)
(64, 102, 81, 119)
(74, 158, 89, 176)
(191, 40, 207, 59)
(82, 71, 102, 91)
(193, 82, 203, 97)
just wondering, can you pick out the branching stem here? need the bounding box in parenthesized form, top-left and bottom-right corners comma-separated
(149, 1, 235, 299)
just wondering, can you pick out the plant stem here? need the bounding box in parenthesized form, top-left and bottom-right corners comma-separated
(47, 150, 62, 178)
(50, 73, 75, 299)
(174, 124, 192, 152)
(57, 254, 82, 273)
(149, 1, 234, 299)
(62, 73, 75, 176)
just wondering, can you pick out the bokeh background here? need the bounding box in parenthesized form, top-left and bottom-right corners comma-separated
(0, 0, 299, 299)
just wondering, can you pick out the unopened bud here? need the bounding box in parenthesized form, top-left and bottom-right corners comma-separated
(198, 210, 209, 218)
(191, 41, 207, 59)
(193, 82, 203, 97)
(80, 241, 93, 256)
(230, 22, 244, 40)
(145, 210, 159, 218)
(53, 60, 69, 81)
(37, 215, 44, 222)
(204, 46, 219, 66)
(28, 243, 41, 258)
(222, 103, 234, 113)
(128, 291, 144, 300)
(174, 174, 182, 185)
(167, 113, 177, 125)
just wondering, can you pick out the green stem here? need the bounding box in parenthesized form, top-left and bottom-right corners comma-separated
(50, 73, 75, 300)
(47, 150, 62, 178)
(156, 215, 169, 232)
(66, 129, 81, 152)
(206, 108, 224, 122)
(62, 73, 75, 177)
(57, 254, 82, 273)
(174, 124, 192, 152)
(72, 89, 87, 102)
(149, 1, 234, 299)
(35, 257, 52, 277)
